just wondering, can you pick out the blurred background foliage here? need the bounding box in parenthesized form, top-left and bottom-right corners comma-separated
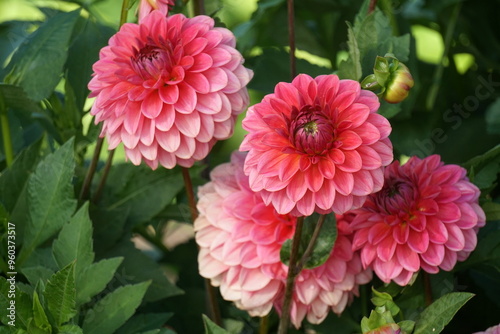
(0, 0, 499, 333)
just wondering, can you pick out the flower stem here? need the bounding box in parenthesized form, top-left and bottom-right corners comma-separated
(423, 272, 433, 306)
(80, 0, 130, 202)
(258, 315, 269, 334)
(193, 0, 205, 15)
(426, 2, 461, 111)
(277, 216, 304, 334)
(368, 0, 378, 14)
(92, 149, 115, 203)
(295, 214, 326, 273)
(79, 136, 104, 201)
(287, 0, 296, 79)
(0, 92, 14, 167)
(181, 166, 222, 326)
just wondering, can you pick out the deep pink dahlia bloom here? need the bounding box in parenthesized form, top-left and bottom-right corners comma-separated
(89, 11, 252, 169)
(240, 74, 393, 216)
(194, 152, 372, 328)
(474, 324, 500, 334)
(138, 0, 175, 22)
(350, 155, 485, 285)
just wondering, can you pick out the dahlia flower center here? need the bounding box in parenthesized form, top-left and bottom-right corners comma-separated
(289, 105, 336, 155)
(376, 179, 417, 216)
(132, 43, 177, 82)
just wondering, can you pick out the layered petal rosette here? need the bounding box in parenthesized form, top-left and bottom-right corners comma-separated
(89, 11, 252, 169)
(240, 74, 393, 216)
(138, 0, 175, 21)
(350, 155, 486, 285)
(194, 152, 372, 328)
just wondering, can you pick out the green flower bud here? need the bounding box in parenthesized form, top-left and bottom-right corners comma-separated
(383, 61, 414, 104)
(366, 323, 402, 334)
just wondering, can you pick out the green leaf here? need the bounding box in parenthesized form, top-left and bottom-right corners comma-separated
(485, 98, 500, 135)
(457, 230, 500, 271)
(338, 23, 362, 80)
(463, 144, 500, 173)
(102, 164, 184, 226)
(66, 17, 114, 111)
(2, 10, 80, 101)
(0, 84, 43, 117)
(202, 315, 229, 334)
(45, 262, 76, 327)
(413, 292, 474, 334)
(31, 291, 52, 334)
(21, 266, 54, 286)
(18, 138, 77, 266)
(280, 213, 337, 270)
(482, 201, 500, 221)
(0, 138, 42, 215)
(102, 240, 183, 302)
(52, 202, 94, 275)
(76, 257, 123, 306)
(58, 324, 83, 334)
(116, 313, 173, 334)
(82, 281, 151, 334)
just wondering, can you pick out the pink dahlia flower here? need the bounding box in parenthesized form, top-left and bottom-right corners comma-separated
(350, 155, 486, 285)
(240, 74, 393, 216)
(194, 152, 372, 328)
(474, 324, 500, 334)
(138, 0, 175, 22)
(89, 11, 252, 169)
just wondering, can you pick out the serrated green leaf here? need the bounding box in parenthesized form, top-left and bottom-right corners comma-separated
(116, 312, 173, 334)
(18, 138, 77, 266)
(52, 202, 94, 274)
(280, 213, 337, 270)
(45, 262, 76, 327)
(31, 291, 51, 334)
(103, 240, 183, 302)
(2, 10, 80, 101)
(0, 84, 43, 118)
(338, 23, 362, 80)
(76, 257, 123, 306)
(413, 292, 474, 334)
(21, 266, 54, 286)
(0, 277, 32, 330)
(202, 315, 228, 334)
(471, 161, 499, 190)
(82, 281, 151, 334)
(398, 320, 415, 334)
(482, 201, 500, 221)
(0, 138, 42, 216)
(102, 164, 184, 227)
(58, 324, 83, 334)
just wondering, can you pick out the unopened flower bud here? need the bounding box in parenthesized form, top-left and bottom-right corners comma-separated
(383, 61, 414, 104)
(366, 323, 401, 334)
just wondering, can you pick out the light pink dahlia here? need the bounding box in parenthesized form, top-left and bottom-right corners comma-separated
(350, 155, 486, 286)
(240, 74, 393, 216)
(474, 324, 500, 334)
(89, 11, 252, 169)
(194, 152, 372, 328)
(138, 0, 175, 22)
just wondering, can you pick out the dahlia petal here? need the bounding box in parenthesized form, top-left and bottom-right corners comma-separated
(278, 154, 301, 182)
(305, 164, 324, 192)
(316, 180, 336, 210)
(331, 194, 354, 215)
(318, 158, 335, 179)
(368, 223, 392, 245)
(270, 191, 296, 215)
(373, 257, 403, 283)
(408, 230, 429, 253)
(296, 276, 320, 304)
(222, 68, 243, 93)
(337, 150, 362, 173)
(157, 127, 181, 152)
(191, 52, 213, 72)
(125, 147, 142, 165)
(184, 72, 210, 94)
(445, 224, 465, 251)
(366, 113, 391, 139)
(356, 146, 383, 170)
(296, 191, 315, 216)
(120, 126, 141, 149)
(174, 83, 197, 113)
(396, 244, 420, 272)
(158, 150, 176, 168)
(461, 228, 478, 252)
(139, 141, 158, 161)
(436, 202, 461, 222)
(159, 84, 179, 104)
(197, 114, 215, 142)
(332, 169, 354, 196)
(207, 47, 232, 67)
(377, 236, 397, 262)
(338, 130, 363, 150)
(333, 80, 360, 111)
(239, 268, 272, 291)
(352, 170, 375, 196)
(439, 250, 457, 271)
(286, 173, 308, 202)
(176, 135, 196, 159)
(353, 122, 380, 145)
(275, 81, 300, 108)
(184, 37, 208, 55)
(124, 108, 143, 134)
(197, 92, 222, 114)
(292, 74, 315, 105)
(392, 222, 410, 244)
(455, 203, 479, 229)
(426, 217, 448, 244)
(155, 104, 176, 131)
(205, 67, 228, 92)
(176, 110, 201, 137)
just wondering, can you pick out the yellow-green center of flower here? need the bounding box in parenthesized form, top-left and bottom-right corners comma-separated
(303, 121, 319, 135)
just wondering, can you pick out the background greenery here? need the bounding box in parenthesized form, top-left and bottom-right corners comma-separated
(0, 0, 499, 333)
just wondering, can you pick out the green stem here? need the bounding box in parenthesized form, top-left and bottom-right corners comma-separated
(426, 3, 461, 111)
(181, 167, 222, 326)
(193, 0, 205, 15)
(423, 272, 433, 306)
(80, 0, 130, 202)
(258, 315, 269, 334)
(287, 0, 296, 79)
(277, 216, 304, 334)
(0, 92, 14, 167)
(295, 214, 326, 273)
(379, 0, 399, 35)
(92, 149, 115, 203)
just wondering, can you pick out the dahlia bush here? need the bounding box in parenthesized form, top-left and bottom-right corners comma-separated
(1, 0, 499, 333)
(195, 152, 372, 328)
(240, 73, 393, 216)
(349, 155, 486, 285)
(89, 11, 252, 169)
